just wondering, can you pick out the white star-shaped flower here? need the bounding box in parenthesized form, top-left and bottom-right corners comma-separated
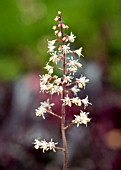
(33, 139, 41, 149)
(40, 139, 49, 153)
(72, 111, 91, 127)
(71, 85, 80, 96)
(76, 76, 89, 89)
(68, 32, 76, 43)
(62, 95, 72, 107)
(62, 44, 70, 54)
(48, 139, 58, 152)
(44, 63, 53, 74)
(49, 52, 59, 64)
(35, 105, 46, 119)
(81, 96, 92, 109)
(74, 47, 84, 57)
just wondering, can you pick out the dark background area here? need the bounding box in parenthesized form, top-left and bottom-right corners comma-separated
(0, 0, 121, 169)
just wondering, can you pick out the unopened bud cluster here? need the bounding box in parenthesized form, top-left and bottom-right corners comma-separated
(33, 11, 91, 153)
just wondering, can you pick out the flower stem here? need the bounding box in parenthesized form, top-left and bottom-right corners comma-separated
(61, 46, 67, 170)
(59, 13, 67, 170)
(64, 122, 75, 130)
(46, 109, 62, 119)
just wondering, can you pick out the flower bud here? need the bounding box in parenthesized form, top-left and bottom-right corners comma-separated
(58, 24, 61, 28)
(62, 24, 66, 29)
(54, 16, 59, 21)
(58, 11, 61, 15)
(52, 26, 56, 30)
(58, 31, 62, 38)
(65, 25, 69, 29)
(62, 37, 67, 41)
(55, 30, 58, 35)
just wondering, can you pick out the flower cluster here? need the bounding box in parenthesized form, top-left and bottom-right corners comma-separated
(34, 11, 92, 156)
(72, 111, 91, 127)
(33, 139, 58, 153)
(62, 95, 91, 108)
(35, 99, 54, 119)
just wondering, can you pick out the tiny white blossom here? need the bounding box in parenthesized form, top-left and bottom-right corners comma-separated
(40, 139, 49, 153)
(44, 63, 53, 74)
(81, 96, 92, 109)
(35, 106, 46, 119)
(48, 45, 56, 53)
(76, 76, 89, 89)
(68, 67, 77, 75)
(40, 74, 51, 85)
(49, 52, 59, 64)
(33, 139, 41, 149)
(52, 85, 63, 95)
(58, 31, 62, 37)
(52, 25, 56, 30)
(74, 47, 84, 57)
(48, 40, 56, 46)
(71, 97, 81, 106)
(48, 139, 58, 152)
(72, 111, 91, 127)
(54, 78, 62, 85)
(41, 99, 55, 110)
(63, 75, 73, 84)
(54, 16, 59, 21)
(40, 83, 48, 93)
(68, 32, 76, 43)
(67, 56, 82, 75)
(71, 85, 80, 96)
(62, 24, 66, 29)
(58, 11, 61, 15)
(62, 44, 70, 54)
(62, 95, 72, 107)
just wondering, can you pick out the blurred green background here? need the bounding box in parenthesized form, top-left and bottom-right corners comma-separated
(0, 0, 121, 89)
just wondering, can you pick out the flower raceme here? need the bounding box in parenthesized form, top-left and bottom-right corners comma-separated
(34, 11, 91, 156)
(33, 139, 58, 153)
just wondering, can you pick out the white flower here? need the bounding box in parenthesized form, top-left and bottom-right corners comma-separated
(48, 40, 56, 46)
(62, 95, 72, 107)
(40, 83, 48, 93)
(48, 139, 58, 152)
(68, 32, 76, 43)
(54, 78, 62, 85)
(41, 99, 55, 110)
(40, 139, 49, 153)
(68, 67, 77, 75)
(63, 75, 73, 84)
(71, 85, 80, 96)
(76, 76, 89, 89)
(33, 139, 41, 149)
(35, 99, 54, 119)
(52, 85, 63, 95)
(72, 111, 91, 127)
(81, 96, 92, 109)
(74, 47, 84, 57)
(67, 56, 82, 75)
(44, 63, 53, 74)
(35, 106, 46, 119)
(71, 97, 81, 106)
(62, 44, 70, 54)
(48, 45, 56, 53)
(33, 139, 58, 153)
(49, 52, 59, 64)
(40, 74, 51, 85)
